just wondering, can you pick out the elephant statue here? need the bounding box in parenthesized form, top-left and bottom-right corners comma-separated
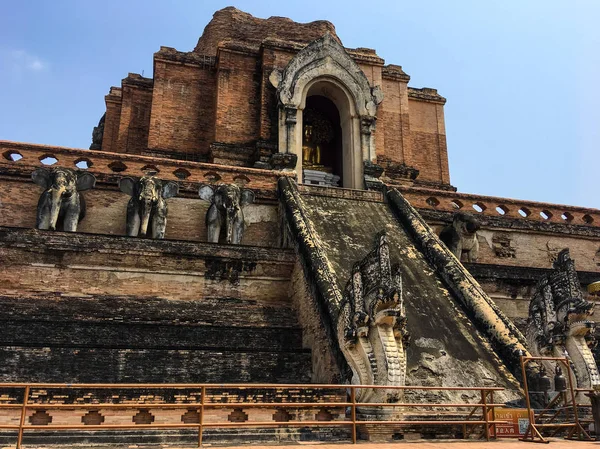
(439, 211, 480, 262)
(32, 167, 96, 232)
(118, 176, 179, 239)
(198, 184, 255, 244)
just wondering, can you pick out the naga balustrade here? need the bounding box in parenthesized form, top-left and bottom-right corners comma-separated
(0, 382, 508, 448)
(396, 186, 600, 228)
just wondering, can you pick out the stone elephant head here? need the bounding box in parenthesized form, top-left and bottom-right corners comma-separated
(32, 167, 96, 232)
(198, 184, 255, 244)
(119, 176, 179, 239)
(439, 211, 480, 262)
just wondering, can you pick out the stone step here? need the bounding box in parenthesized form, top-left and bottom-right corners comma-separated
(0, 346, 312, 383)
(0, 427, 352, 446)
(0, 294, 301, 328)
(0, 293, 311, 384)
(0, 321, 304, 352)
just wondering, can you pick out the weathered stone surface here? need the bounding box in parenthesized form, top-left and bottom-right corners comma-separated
(465, 263, 600, 333)
(89, 113, 105, 150)
(194, 7, 339, 55)
(414, 202, 600, 338)
(402, 186, 600, 231)
(118, 175, 179, 239)
(0, 227, 294, 301)
(0, 172, 281, 247)
(31, 167, 96, 232)
(0, 293, 300, 328)
(6, 7, 600, 446)
(1, 11, 599, 445)
(0, 347, 310, 383)
(288, 261, 341, 384)
(338, 233, 410, 412)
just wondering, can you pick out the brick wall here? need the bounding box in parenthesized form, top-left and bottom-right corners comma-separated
(0, 141, 289, 247)
(425, 218, 600, 272)
(259, 46, 295, 142)
(288, 262, 341, 384)
(214, 49, 261, 145)
(101, 87, 122, 153)
(90, 8, 460, 188)
(407, 98, 449, 183)
(379, 77, 410, 163)
(91, 16, 455, 186)
(116, 74, 153, 154)
(0, 228, 311, 383)
(194, 7, 337, 56)
(147, 56, 216, 158)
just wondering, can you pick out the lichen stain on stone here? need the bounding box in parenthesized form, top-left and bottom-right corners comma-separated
(402, 245, 420, 260)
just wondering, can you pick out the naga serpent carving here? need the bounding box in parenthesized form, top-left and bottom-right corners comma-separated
(337, 232, 409, 416)
(527, 248, 600, 390)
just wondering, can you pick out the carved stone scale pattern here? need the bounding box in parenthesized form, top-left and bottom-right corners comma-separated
(527, 248, 600, 388)
(338, 232, 409, 413)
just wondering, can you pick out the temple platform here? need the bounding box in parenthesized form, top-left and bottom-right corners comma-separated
(4, 439, 596, 448)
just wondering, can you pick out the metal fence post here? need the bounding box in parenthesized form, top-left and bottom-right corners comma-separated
(17, 385, 30, 449)
(489, 390, 496, 439)
(350, 387, 357, 444)
(198, 385, 206, 447)
(481, 389, 489, 441)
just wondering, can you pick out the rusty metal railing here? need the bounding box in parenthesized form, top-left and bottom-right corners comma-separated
(0, 382, 509, 447)
(534, 388, 595, 435)
(520, 356, 592, 443)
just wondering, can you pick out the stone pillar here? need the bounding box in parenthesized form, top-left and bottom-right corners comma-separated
(284, 106, 298, 154)
(360, 117, 376, 162)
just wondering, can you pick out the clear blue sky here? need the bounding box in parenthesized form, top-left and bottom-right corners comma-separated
(1, 1, 598, 208)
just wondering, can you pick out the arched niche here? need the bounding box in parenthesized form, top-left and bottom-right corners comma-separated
(270, 34, 383, 189)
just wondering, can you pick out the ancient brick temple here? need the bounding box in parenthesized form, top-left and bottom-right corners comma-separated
(1, 6, 600, 442)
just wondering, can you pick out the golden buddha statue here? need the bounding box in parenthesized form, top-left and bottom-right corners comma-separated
(302, 124, 321, 166)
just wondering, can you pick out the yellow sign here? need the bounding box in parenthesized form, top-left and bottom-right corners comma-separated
(493, 407, 530, 438)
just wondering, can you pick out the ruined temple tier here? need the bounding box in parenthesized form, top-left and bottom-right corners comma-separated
(93, 7, 450, 191)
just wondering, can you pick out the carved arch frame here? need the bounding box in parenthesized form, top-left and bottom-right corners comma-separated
(270, 34, 383, 189)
